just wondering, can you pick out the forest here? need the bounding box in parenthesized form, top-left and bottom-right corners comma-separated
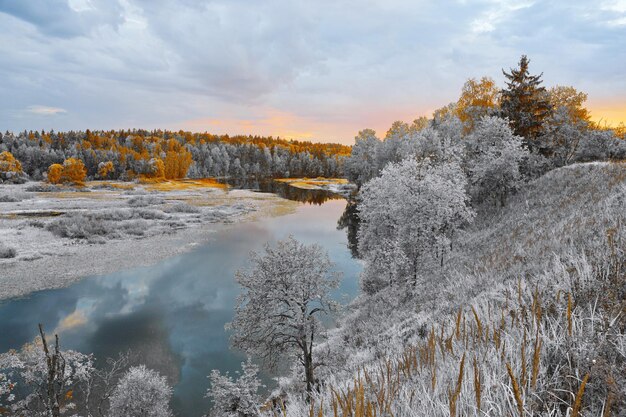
(0, 130, 350, 184)
(1, 55, 625, 417)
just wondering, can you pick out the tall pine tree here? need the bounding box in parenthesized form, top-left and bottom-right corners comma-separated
(500, 55, 553, 154)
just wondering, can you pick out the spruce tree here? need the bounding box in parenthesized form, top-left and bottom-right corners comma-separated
(500, 55, 553, 153)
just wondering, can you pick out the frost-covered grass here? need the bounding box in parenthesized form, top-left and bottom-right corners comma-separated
(0, 180, 297, 300)
(269, 162, 626, 417)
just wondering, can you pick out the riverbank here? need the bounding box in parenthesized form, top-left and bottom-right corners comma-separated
(0, 180, 299, 300)
(275, 177, 356, 196)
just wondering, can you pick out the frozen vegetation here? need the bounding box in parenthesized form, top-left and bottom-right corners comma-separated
(0, 179, 298, 300)
(1, 55, 626, 417)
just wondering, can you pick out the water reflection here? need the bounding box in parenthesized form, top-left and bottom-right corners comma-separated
(0, 196, 361, 417)
(337, 200, 361, 259)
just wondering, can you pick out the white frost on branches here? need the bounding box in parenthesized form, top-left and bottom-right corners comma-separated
(358, 157, 474, 291)
(108, 365, 173, 417)
(206, 358, 262, 417)
(228, 237, 340, 394)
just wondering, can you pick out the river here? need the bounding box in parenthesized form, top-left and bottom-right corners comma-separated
(0, 184, 361, 416)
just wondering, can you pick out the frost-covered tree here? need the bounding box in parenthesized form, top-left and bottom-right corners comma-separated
(378, 121, 409, 168)
(464, 116, 528, 206)
(0, 325, 93, 417)
(108, 365, 172, 417)
(358, 157, 474, 288)
(206, 358, 262, 417)
(547, 85, 591, 125)
(539, 106, 587, 167)
(343, 129, 381, 187)
(228, 237, 340, 395)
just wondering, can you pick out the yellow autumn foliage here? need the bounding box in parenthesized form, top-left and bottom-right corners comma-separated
(47, 164, 64, 184)
(48, 158, 87, 184)
(0, 151, 23, 174)
(98, 161, 114, 179)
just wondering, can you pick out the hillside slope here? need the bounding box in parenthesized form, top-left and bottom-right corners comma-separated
(280, 162, 626, 416)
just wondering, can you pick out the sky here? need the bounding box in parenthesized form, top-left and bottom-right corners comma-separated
(0, 0, 624, 145)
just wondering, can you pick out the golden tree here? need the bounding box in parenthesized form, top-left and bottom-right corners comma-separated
(60, 158, 87, 184)
(48, 159, 87, 184)
(0, 151, 23, 175)
(163, 141, 192, 179)
(47, 164, 64, 184)
(456, 77, 500, 133)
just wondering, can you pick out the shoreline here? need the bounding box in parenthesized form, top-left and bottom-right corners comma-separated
(0, 181, 299, 301)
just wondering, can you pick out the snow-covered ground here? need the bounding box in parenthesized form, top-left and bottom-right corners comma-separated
(0, 180, 298, 300)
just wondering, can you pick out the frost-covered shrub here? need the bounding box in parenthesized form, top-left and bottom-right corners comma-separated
(574, 129, 626, 162)
(131, 208, 168, 220)
(109, 365, 172, 417)
(0, 195, 19, 202)
(163, 202, 201, 213)
(25, 183, 61, 192)
(0, 332, 93, 416)
(0, 243, 16, 258)
(127, 195, 164, 207)
(121, 219, 150, 236)
(207, 359, 262, 417)
(0, 192, 32, 202)
(46, 211, 153, 239)
(47, 213, 110, 239)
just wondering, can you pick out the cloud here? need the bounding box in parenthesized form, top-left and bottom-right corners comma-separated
(0, 0, 624, 142)
(0, 0, 123, 38)
(27, 105, 68, 116)
(54, 310, 88, 333)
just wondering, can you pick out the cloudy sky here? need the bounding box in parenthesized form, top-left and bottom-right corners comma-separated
(0, 0, 624, 144)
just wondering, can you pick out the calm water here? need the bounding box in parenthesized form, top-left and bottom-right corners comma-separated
(0, 187, 362, 416)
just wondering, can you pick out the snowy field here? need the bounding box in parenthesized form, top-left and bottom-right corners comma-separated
(0, 180, 298, 300)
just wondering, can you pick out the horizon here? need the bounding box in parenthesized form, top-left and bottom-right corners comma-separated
(1, 0, 625, 145)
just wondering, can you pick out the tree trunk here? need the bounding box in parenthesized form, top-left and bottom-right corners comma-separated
(39, 324, 62, 417)
(304, 349, 314, 396)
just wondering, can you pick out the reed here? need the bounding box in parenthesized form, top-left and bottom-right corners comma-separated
(472, 356, 481, 412)
(506, 362, 524, 417)
(567, 293, 573, 337)
(530, 329, 541, 390)
(571, 373, 590, 417)
(471, 306, 483, 340)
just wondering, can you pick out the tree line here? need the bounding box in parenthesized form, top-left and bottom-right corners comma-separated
(0, 130, 351, 184)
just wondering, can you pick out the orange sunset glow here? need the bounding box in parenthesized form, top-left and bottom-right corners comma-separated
(1, 1, 624, 144)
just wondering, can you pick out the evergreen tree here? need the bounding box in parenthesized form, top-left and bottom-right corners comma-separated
(500, 55, 553, 153)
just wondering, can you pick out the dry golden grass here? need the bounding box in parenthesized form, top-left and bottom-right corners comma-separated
(275, 177, 348, 190)
(89, 181, 136, 190)
(143, 178, 228, 191)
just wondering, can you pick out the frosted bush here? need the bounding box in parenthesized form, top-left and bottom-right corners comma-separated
(109, 365, 172, 417)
